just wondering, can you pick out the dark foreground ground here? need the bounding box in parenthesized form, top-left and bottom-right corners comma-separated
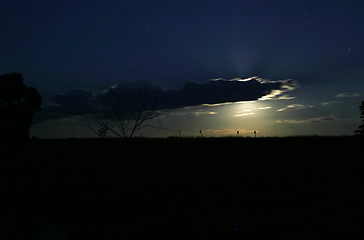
(2, 136, 364, 239)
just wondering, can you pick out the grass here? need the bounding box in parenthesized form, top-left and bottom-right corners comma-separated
(2, 136, 364, 239)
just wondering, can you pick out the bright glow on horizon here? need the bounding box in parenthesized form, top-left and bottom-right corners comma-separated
(234, 112, 255, 117)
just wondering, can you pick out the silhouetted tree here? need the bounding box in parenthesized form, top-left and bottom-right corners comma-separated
(90, 80, 163, 138)
(354, 101, 364, 136)
(0, 73, 41, 140)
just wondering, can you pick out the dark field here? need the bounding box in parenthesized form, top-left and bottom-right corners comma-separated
(3, 137, 364, 239)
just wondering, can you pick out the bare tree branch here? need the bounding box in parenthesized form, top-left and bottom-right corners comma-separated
(89, 80, 172, 138)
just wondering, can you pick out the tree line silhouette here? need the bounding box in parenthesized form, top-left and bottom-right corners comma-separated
(0, 73, 41, 140)
(355, 101, 364, 136)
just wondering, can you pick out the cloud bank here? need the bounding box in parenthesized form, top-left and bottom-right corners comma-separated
(43, 77, 298, 121)
(153, 77, 298, 109)
(335, 92, 362, 98)
(276, 114, 347, 124)
(51, 89, 94, 114)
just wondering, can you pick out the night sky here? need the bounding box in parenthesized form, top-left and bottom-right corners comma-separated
(1, 0, 363, 138)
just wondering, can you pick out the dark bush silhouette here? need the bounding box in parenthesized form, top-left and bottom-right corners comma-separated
(0, 73, 41, 140)
(355, 101, 364, 135)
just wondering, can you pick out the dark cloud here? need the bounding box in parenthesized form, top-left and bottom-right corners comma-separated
(51, 89, 94, 114)
(97, 77, 298, 110)
(43, 77, 298, 121)
(156, 78, 294, 109)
